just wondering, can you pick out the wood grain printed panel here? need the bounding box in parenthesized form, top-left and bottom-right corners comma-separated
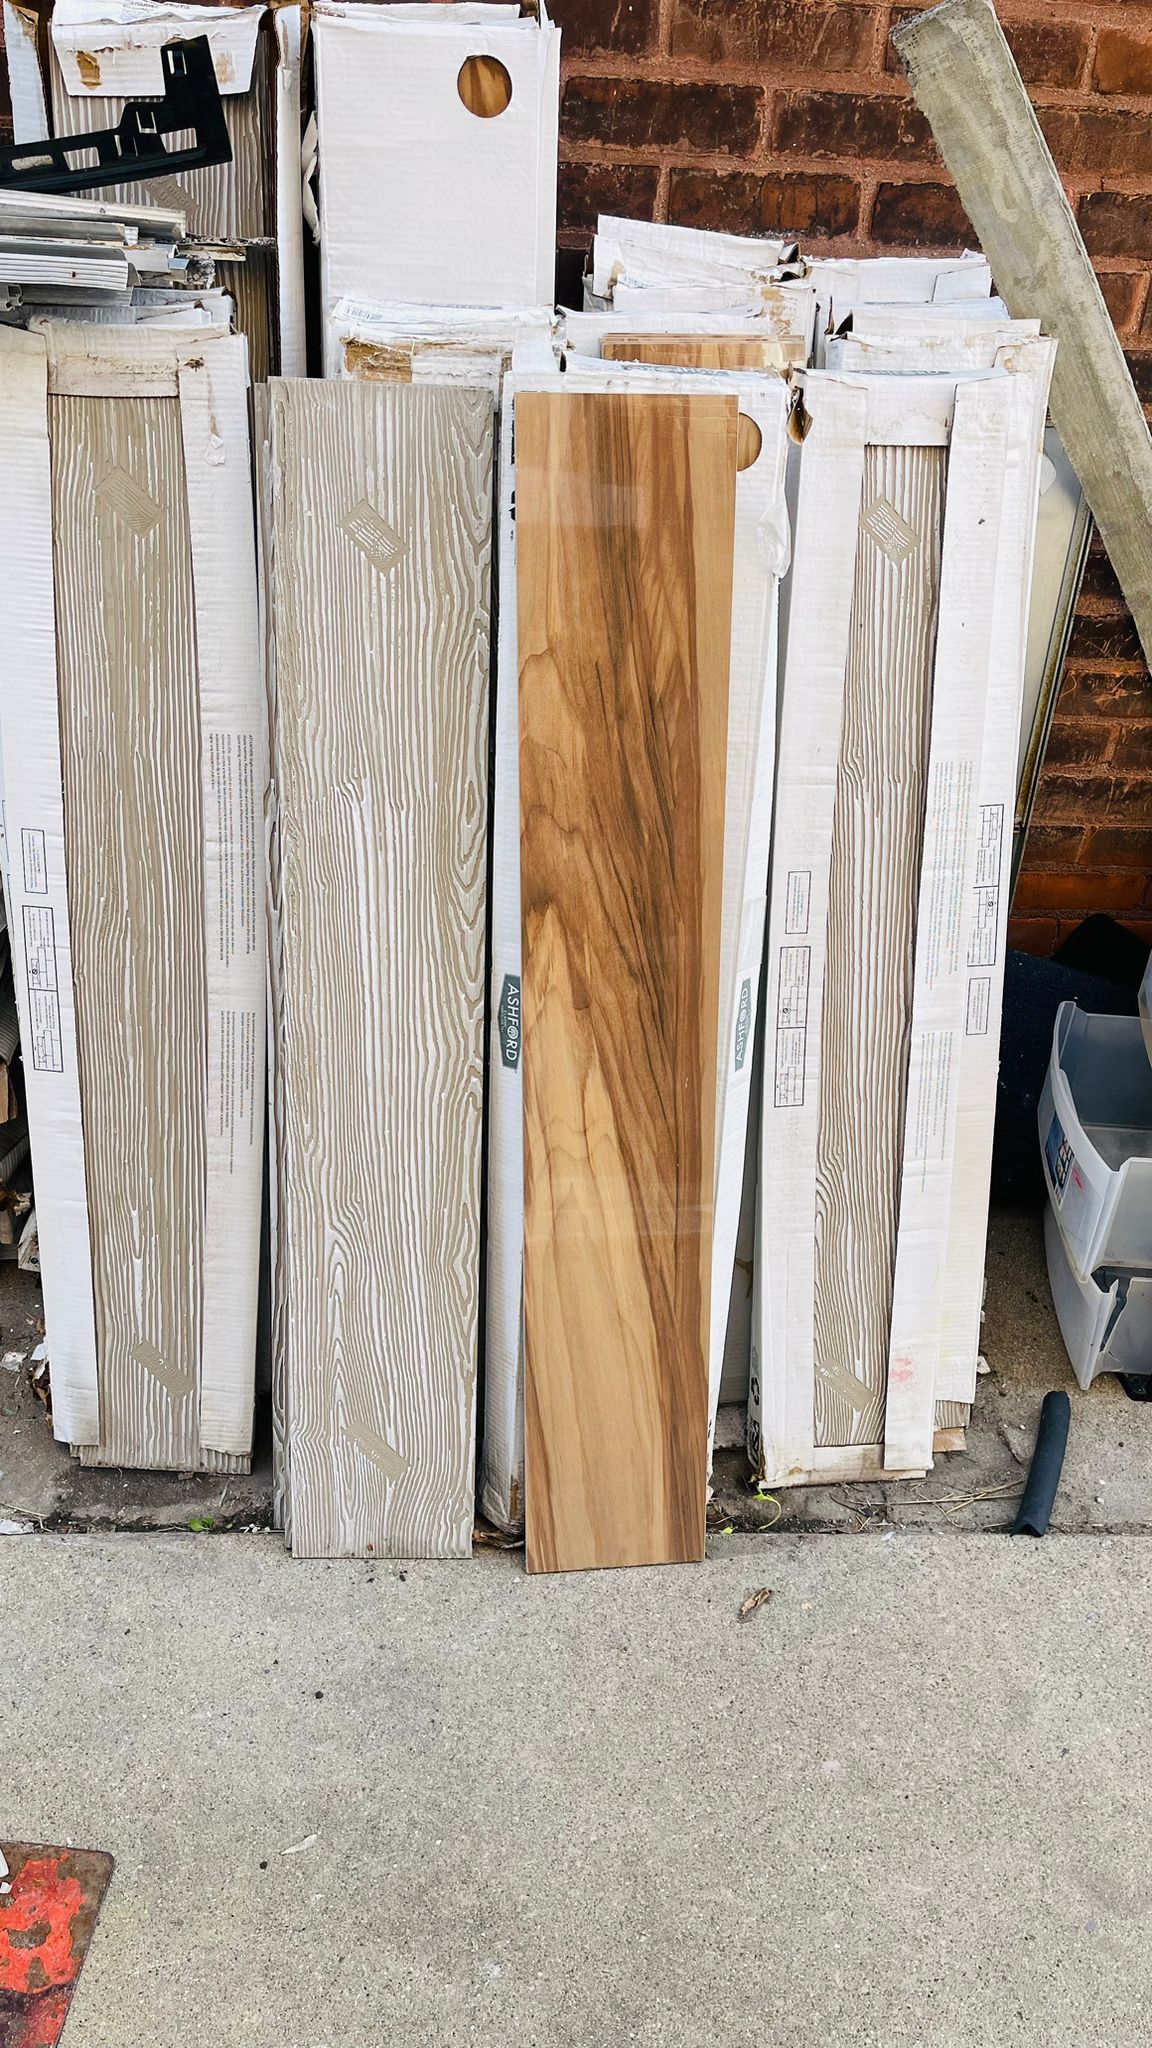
(50, 32, 274, 241)
(601, 335, 785, 372)
(51, 395, 206, 1471)
(269, 379, 492, 1560)
(813, 442, 945, 1448)
(517, 389, 736, 1574)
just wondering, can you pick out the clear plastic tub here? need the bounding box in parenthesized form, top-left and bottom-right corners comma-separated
(1044, 1202, 1152, 1389)
(1038, 1003, 1152, 1280)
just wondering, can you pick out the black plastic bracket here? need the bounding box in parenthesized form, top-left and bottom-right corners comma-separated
(0, 37, 232, 196)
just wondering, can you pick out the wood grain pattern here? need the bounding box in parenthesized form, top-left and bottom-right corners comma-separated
(49, 31, 274, 242)
(517, 389, 736, 1574)
(51, 395, 207, 1470)
(601, 335, 788, 372)
(894, 0, 1152, 669)
(267, 379, 491, 1560)
(813, 443, 944, 1448)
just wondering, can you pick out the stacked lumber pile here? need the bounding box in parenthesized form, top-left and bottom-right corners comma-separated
(4, 0, 1142, 1572)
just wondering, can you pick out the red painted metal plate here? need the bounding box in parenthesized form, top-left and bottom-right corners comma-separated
(0, 1844, 114, 2048)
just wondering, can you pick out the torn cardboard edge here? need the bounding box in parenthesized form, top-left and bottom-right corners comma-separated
(313, 0, 559, 352)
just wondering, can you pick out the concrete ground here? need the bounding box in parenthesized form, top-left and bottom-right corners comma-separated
(4, 1208, 1152, 2044)
(4, 1530, 1151, 2048)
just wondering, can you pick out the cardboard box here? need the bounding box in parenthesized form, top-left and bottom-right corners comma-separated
(0, 323, 265, 1465)
(313, 0, 559, 363)
(9, 0, 306, 374)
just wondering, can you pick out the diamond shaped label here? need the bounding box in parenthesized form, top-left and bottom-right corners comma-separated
(96, 466, 163, 539)
(860, 495, 920, 566)
(339, 500, 408, 576)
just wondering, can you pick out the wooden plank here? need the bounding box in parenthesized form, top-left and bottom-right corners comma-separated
(813, 442, 946, 1447)
(517, 389, 736, 1573)
(267, 379, 491, 1560)
(893, 0, 1152, 667)
(601, 334, 790, 371)
(51, 394, 207, 1471)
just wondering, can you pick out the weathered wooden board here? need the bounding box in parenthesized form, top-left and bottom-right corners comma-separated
(517, 389, 736, 1573)
(267, 379, 491, 1559)
(52, 394, 207, 1471)
(601, 334, 789, 371)
(893, 0, 1152, 668)
(813, 442, 945, 1447)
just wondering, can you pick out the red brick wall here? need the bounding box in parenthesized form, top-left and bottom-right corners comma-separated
(3, 0, 1150, 955)
(551, 0, 1152, 956)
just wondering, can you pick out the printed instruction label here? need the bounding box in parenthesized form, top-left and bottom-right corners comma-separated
(774, 945, 810, 1108)
(20, 828, 47, 896)
(968, 803, 1005, 970)
(784, 870, 812, 937)
(921, 756, 975, 988)
(965, 976, 992, 1037)
(22, 904, 63, 1073)
(911, 1028, 955, 1182)
(211, 1005, 260, 1174)
(1044, 1112, 1073, 1206)
(208, 730, 259, 967)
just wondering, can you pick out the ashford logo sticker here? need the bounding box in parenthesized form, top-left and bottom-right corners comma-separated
(734, 977, 752, 1071)
(498, 974, 521, 1069)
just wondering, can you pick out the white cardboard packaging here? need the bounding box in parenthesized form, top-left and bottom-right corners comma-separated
(313, 0, 559, 356)
(0, 323, 266, 1462)
(751, 366, 1042, 1486)
(26, 0, 307, 375)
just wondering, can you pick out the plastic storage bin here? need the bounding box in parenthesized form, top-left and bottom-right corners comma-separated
(1038, 1003, 1152, 1281)
(1045, 1203, 1152, 1388)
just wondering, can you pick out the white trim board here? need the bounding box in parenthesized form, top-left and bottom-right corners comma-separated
(0, 328, 99, 1445)
(480, 355, 791, 1530)
(178, 343, 268, 1457)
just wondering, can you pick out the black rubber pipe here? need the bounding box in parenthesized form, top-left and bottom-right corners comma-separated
(1012, 1391, 1071, 1536)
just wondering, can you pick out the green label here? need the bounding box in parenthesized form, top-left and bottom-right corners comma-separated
(734, 977, 752, 1072)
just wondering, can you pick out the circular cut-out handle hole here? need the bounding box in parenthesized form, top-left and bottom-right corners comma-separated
(458, 55, 513, 117)
(736, 414, 763, 471)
